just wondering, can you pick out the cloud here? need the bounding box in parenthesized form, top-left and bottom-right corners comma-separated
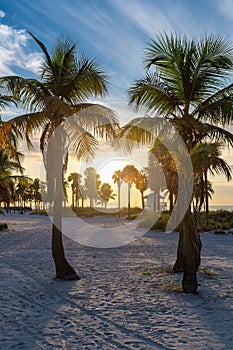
(0, 10, 5, 18)
(108, 0, 172, 37)
(0, 23, 42, 76)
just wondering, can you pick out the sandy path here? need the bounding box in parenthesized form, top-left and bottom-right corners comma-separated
(0, 213, 233, 349)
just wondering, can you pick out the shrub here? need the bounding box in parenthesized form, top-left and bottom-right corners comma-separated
(0, 223, 7, 230)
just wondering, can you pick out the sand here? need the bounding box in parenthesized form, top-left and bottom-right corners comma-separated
(0, 213, 233, 349)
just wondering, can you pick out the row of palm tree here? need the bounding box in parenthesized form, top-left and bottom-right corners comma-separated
(0, 32, 233, 293)
(68, 168, 116, 209)
(0, 167, 45, 212)
(112, 165, 148, 216)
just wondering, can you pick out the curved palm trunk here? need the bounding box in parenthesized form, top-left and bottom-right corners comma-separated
(52, 195, 78, 279)
(173, 206, 202, 293)
(50, 129, 79, 280)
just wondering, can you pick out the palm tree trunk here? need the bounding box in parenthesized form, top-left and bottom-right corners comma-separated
(157, 189, 160, 211)
(72, 189, 74, 209)
(153, 191, 156, 211)
(141, 191, 144, 210)
(52, 193, 78, 280)
(172, 229, 184, 273)
(173, 206, 202, 293)
(204, 168, 209, 227)
(118, 184, 121, 217)
(50, 129, 79, 280)
(169, 191, 174, 213)
(127, 183, 131, 218)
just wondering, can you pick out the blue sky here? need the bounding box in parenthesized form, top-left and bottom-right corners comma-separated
(1, 0, 233, 122)
(0, 0, 233, 205)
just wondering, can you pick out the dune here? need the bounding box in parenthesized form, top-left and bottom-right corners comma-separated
(0, 213, 233, 349)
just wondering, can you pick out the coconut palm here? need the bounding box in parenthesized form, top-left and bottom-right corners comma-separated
(0, 85, 24, 169)
(150, 138, 178, 213)
(191, 142, 232, 226)
(134, 170, 148, 209)
(0, 149, 23, 211)
(98, 182, 116, 208)
(68, 172, 82, 209)
(112, 170, 123, 215)
(192, 176, 214, 213)
(120, 33, 233, 292)
(145, 152, 165, 211)
(84, 167, 102, 208)
(1, 33, 118, 280)
(122, 164, 138, 217)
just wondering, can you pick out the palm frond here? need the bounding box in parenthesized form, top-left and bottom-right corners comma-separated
(62, 56, 108, 103)
(71, 103, 119, 140)
(28, 31, 54, 79)
(128, 72, 183, 115)
(203, 123, 233, 147)
(0, 76, 51, 111)
(113, 116, 167, 153)
(194, 83, 233, 126)
(64, 118, 99, 160)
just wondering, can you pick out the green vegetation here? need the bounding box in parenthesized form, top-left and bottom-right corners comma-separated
(198, 210, 233, 232)
(134, 210, 233, 233)
(0, 223, 7, 230)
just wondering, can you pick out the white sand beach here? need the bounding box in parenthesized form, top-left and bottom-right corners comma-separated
(0, 213, 233, 349)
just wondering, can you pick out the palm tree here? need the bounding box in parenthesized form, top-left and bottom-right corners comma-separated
(192, 176, 214, 213)
(0, 149, 23, 212)
(191, 142, 232, 226)
(68, 172, 82, 209)
(1, 33, 118, 280)
(98, 182, 116, 208)
(112, 169, 123, 215)
(145, 153, 164, 211)
(30, 178, 41, 210)
(150, 139, 178, 213)
(134, 171, 148, 209)
(84, 167, 101, 208)
(121, 33, 233, 292)
(122, 164, 138, 217)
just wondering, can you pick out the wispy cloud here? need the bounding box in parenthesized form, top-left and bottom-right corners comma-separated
(108, 0, 172, 37)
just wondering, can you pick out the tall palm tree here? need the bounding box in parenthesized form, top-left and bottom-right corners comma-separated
(134, 170, 148, 209)
(145, 152, 165, 211)
(84, 167, 102, 208)
(191, 142, 232, 226)
(1, 33, 118, 280)
(192, 176, 214, 213)
(122, 164, 138, 217)
(0, 149, 23, 211)
(150, 139, 178, 213)
(120, 33, 233, 292)
(98, 182, 116, 208)
(68, 172, 82, 209)
(0, 85, 24, 170)
(112, 169, 123, 215)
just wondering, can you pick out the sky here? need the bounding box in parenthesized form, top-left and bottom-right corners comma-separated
(0, 0, 233, 206)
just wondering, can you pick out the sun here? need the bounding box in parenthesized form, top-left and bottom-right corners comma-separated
(96, 158, 139, 184)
